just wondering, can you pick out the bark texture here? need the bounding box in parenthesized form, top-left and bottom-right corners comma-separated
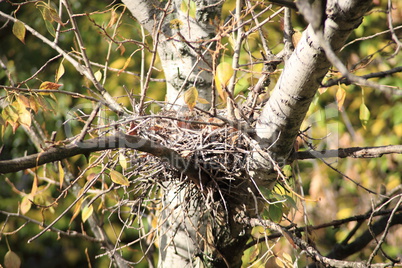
(249, 0, 373, 187)
(122, 0, 374, 267)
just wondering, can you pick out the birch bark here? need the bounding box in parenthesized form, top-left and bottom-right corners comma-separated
(122, 0, 374, 267)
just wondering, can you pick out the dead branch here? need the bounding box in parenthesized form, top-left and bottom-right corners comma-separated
(292, 145, 402, 161)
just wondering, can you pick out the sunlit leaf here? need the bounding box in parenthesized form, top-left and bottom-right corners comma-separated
(31, 174, 38, 197)
(94, 70, 102, 82)
(55, 61, 65, 83)
(117, 57, 132, 76)
(12, 20, 26, 44)
(119, 152, 127, 170)
(336, 85, 346, 111)
(215, 62, 233, 101)
(20, 194, 32, 215)
(70, 190, 84, 225)
(184, 86, 198, 111)
(359, 102, 370, 129)
(197, 97, 210, 104)
(4, 250, 21, 268)
(110, 170, 129, 186)
(17, 105, 31, 128)
(81, 204, 93, 223)
(58, 161, 64, 189)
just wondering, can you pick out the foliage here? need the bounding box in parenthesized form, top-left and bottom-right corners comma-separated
(0, 0, 402, 267)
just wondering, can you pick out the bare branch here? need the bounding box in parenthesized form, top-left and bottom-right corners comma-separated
(292, 145, 402, 161)
(0, 132, 208, 186)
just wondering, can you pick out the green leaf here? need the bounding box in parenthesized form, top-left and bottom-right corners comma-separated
(44, 19, 56, 37)
(12, 20, 26, 44)
(110, 170, 129, 186)
(359, 103, 370, 129)
(268, 203, 283, 223)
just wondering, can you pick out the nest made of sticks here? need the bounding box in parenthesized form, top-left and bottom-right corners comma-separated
(125, 110, 253, 185)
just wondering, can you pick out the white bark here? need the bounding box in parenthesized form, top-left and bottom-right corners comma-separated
(123, 0, 221, 109)
(122, 0, 374, 267)
(122, 1, 224, 267)
(249, 0, 373, 186)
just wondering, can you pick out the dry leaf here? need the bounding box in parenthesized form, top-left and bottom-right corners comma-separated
(4, 250, 21, 268)
(39, 81, 63, 90)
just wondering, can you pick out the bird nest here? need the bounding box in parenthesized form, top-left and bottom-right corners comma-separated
(124, 110, 253, 186)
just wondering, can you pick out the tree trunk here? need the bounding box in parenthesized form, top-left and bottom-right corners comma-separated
(123, 0, 374, 267)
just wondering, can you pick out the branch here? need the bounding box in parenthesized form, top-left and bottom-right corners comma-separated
(318, 212, 402, 267)
(251, 1, 373, 182)
(240, 214, 402, 268)
(0, 210, 102, 243)
(292, 144, 402, 161)
(0, 10, 125, 115)
(0, 132, 208, 186)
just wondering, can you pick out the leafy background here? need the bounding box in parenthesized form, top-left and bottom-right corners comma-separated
(0, 0, 401, 267)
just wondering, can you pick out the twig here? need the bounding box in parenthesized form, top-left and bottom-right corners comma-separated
(0, 210, 102, 242)
(292, 144, 402, 160)
(0, 10, 124, 115)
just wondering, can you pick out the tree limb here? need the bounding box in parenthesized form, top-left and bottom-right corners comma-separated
(250, 0, 373, 184)
(292, 145, 402, 161)
(0, 132, 208, 186)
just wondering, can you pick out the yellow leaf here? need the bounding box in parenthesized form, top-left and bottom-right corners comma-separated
(20, 194, 32, 215)
(183, 86, 198, 111)
(81, 204, 93, 223)
(4, 250, 21, 268)
(119, 152, 127, 170)
(17, 106, 31, 128)
(359, 102, 370, 129)
(110, 170, 129, 186)
(94, 70, 102, 82)
(117, 57, 132, 76)
(58, 161, 64, 189)
(17, 95, 30, 109)
(55, 61, 65, 83)
(70, 196, 83, 225)
(13, 20, 26, 44)
(292, 29, 302, 47)
(197, 97, 210, 104)
(31, 174, 38, 196)
(39, 81, 63, 90)
(215, 62, 233, 101)
(336, 85, 346, 111)
(28, 96, 39, 113)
